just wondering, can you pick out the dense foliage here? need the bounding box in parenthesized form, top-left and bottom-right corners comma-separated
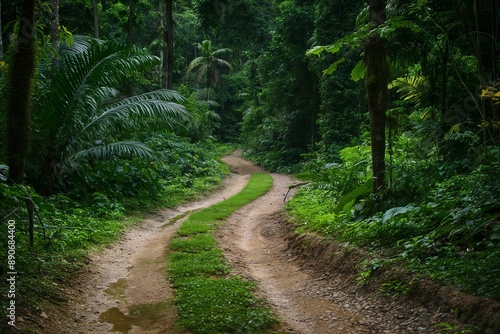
(0, 130, 230, 321)
(278, 0, 500, 306)
(0, 1, 233, 327)
(188, 0, 500, 311)
(1, 0, 499, 331)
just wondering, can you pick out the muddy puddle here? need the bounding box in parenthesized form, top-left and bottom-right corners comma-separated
(99, 300, 172, 334)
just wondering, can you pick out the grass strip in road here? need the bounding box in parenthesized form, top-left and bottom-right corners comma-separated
(167, 173, 278, 333)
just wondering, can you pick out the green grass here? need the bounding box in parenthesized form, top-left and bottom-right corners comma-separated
(175, 277, 276, 334)
(0, 144, 233, 332)
(168, 249, 230, 281)
(177, 220, 216, 236)
(170, 234, 217, 253)
(167, 173, 278, 333)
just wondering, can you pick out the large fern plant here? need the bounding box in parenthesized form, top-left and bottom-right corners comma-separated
(28, 37, 192, 193)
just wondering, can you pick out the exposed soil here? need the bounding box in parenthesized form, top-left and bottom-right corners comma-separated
(21, 150, 500, 333)
(30, 158, 252, 334)
(217, 161, 445, 334)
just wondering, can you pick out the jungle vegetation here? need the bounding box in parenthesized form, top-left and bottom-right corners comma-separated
(1, 0, 499, 332)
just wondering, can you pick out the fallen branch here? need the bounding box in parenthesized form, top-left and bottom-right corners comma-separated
(284, 182, 310, 202)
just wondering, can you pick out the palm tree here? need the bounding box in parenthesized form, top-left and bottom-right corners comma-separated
(185, 40, 232, 99)
(28, 37, 192, 194)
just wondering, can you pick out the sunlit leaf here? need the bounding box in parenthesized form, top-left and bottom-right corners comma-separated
(351, 60, 365, 82)
(323, 58, 345, 76)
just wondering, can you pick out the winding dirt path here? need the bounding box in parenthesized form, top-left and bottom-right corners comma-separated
(39, 150, 447, 333)
(40, 155, 252, 334)
(218, 172, 372, 333)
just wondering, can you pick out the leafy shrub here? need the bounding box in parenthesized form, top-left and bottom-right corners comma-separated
(0, 136, 230, 328)
(287, 138, 500, 300)
(58, 133, 227, 207)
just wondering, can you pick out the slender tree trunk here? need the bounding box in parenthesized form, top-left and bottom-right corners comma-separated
(0, 0, 4, 58)
(50, 0, 59, 44)
(127, 0, 134, 44)
(441, 38, 449, 118)
(492, 0, 498, 81)
(491, 0, 500, 162)
(159, 0, 167, 88)
(365, 0, 388, 193)
(207, 64, 212, 101)
(6, 0, 36, 184)
(158, 0, 167, 87)
(166, 0, 173, 89)
(93, 0, 99, 39)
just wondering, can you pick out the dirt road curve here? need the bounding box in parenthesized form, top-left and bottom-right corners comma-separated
(218, 152, 435, 334)
(38, 150, 441, 333)
(40, 152, 251, 334)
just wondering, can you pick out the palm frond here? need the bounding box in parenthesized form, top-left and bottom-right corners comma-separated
(64, 141, 156, 170)
(212, 48, 232, 57)
(186, 40, 232, 89)
(28, 39, 190, 191)
(388, 76, 427, 104)
(33, 39, 161, 146)
(214, 58, 232, 71)
(65, 90, 191, 155)
(194, 65, 208, 84)
(186, 57, 206, 77)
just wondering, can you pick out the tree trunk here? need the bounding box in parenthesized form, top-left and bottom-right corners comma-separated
(93, 0, 99, 39)
(50, 0, 59, 44)
(441, 38, 449, 118)
(365, 0, 388, 193)
(6, 0, 36, 184)
(127, 0, 134, 44)
(0, 0, 4, 58)
(207, 64, 212, 101)
(166, 0, 173, 89)
(159, 0, 167, 88)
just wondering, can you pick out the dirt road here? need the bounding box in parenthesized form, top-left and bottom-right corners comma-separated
(40, 153, 252, 334)
(39, 150, 446, 333)
(218, 152, 438, 334)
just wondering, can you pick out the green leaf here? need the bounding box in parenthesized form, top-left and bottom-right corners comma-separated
(306, 45, 331, 56)
(351, 60, 365, 82)
(382, 206, 420, 224)
(388, 76, 427, 104)
(334, 179, 373, 213)
(323, 58, 346, 76)
(306, 40, 345, 57)
(39, 203, 57, 213)
(449, 124, 461, 133)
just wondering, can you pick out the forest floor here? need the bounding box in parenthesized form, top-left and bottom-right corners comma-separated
(23, 150, 491, 333)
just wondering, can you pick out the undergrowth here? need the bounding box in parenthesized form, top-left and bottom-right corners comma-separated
(286, 143, 500, 302)
(0, 138, 232, 331)
(287, 180, 500, 301)
(167, 173, 278, 333)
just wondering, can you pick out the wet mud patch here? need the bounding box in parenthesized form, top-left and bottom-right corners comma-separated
(99, 301, 173, 334)
(104, 278, 128, 302)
